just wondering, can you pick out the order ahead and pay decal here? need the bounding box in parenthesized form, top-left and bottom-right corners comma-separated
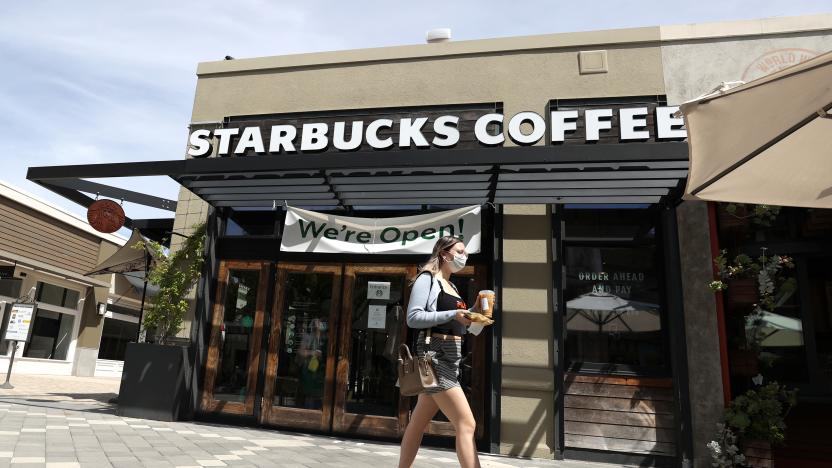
(280, 205, 481, 254)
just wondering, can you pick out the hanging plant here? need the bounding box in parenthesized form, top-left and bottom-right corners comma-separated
(710, 248, 796, 311)
(724, 203, 782, 227)
(133, 222, 206, 345)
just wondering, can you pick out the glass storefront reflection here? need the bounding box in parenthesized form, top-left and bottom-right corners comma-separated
(274, 272, 333, 409)
(345, 274, 405, 417)
(213, 269, 260, 402)
(564, 245, 666, 373)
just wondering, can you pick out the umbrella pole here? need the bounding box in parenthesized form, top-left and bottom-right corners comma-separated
(135, 252, 149, 343)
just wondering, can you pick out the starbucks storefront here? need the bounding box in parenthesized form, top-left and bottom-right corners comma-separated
(28, 29, 698, 467)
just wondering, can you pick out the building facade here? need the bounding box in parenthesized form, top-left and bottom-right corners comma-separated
(25, 13, 832, 468)
(0, 182, 141, 377)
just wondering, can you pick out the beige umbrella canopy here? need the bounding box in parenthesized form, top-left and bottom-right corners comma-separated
(679, 49, 832, 208)
(87, 229, 158, 276)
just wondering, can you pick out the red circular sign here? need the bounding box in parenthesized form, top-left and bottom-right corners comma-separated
(87, 199, 125, 233)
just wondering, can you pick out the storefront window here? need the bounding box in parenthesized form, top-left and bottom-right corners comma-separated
(563, 208, 668, 375)
(36, 282, 80, 309)
(212, 269, 260, 402)
(0, 277, 22, 299)
(98, 317, 139, 361)
(224, 210, 276, 236)
(23, 309, 74, 360)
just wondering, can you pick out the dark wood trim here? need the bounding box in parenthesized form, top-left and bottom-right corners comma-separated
(332, 264, 413, 437)
(200, 260, 269, 416)
(260, 263, 343, 431)
(552, 203, 565, 458)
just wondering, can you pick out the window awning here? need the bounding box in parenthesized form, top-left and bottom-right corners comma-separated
(26, 142, 688, 219)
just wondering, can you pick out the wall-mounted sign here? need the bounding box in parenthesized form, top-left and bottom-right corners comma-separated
(187, 103, 685, 157)
(368, 282, 391, 300)
(4, 303, 34, 342)
(281, 205, 482, 255)
(87, 199, 125, 233)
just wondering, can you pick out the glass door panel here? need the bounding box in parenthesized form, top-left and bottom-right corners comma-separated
(261, 264, 342, 431)
(202, 261, 269, 415)
(333, 265, 413, 437)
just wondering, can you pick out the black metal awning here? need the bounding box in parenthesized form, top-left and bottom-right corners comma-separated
(26, 142, 688, 222)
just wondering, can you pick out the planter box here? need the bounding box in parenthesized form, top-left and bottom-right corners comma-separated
(117, 342, 192, 421)
(744, 438, 773, 468)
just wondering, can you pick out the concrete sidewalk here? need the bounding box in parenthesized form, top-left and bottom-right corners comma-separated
(0, 374, 618, 468)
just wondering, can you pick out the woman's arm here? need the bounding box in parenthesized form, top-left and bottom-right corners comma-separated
(406, 273, 458, 328)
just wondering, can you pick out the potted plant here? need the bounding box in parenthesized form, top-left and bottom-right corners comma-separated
(117, 222, 206, 421)
(708, 381, 798, 467)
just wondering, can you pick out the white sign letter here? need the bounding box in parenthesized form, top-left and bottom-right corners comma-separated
(585, 109, 613, 141)
(300, 123, 329, 151)
(234, 127, 265, 154)
(366, 119, 394, 149)
(656, 106, 687, 139)
(269, 125, 297, 153)
(619, 107, 650, 140)
(474, 113, 504, 146)
(432, 115, 460, 147)
(333, 121, 364, 151)
(507, 111, 545, 145)
(213, 128, 239, 155)
(187, 129, 212, 157)
(550, 110, 578, 143)
(399, 117, 430, 148)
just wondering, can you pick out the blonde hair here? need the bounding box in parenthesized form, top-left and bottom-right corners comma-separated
(413, 236, 463, 283)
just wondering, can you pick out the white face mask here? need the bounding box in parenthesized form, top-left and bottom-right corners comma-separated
(448, 253, 467, 272)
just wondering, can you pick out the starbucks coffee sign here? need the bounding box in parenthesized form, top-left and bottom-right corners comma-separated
(187, 105, 686, 157)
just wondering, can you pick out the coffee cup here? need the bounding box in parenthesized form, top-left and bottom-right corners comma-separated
(477, 290, 495, 318)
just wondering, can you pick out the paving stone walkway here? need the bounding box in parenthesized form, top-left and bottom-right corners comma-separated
(0, 374, 617, 468)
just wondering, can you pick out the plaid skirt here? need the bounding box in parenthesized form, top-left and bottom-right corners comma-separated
(416, 330, 462, 394)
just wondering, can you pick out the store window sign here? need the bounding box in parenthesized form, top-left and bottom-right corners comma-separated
(281, 205, 482, 255)
(187, 106, 685, 157)
(367, 282, 391, 300)
(578, 271, 646, 298)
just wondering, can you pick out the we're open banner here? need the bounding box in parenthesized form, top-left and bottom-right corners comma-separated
(280, 206, 482, 255)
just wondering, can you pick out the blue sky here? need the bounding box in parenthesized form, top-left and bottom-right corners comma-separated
(1, 1, 829, 222)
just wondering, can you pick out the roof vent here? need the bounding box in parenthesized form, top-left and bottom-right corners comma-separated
(426, 28, 452, 44)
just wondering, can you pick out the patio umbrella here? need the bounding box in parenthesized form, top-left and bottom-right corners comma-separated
(566, 291, 660, 333)
(87, 228, 158, 340)
(747, 311, 804, 347)
(679, 49, 832, 208)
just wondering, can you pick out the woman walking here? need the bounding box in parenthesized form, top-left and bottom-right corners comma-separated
(398, 236, 481, 468)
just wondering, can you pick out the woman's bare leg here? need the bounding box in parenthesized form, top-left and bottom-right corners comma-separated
(398, 393, 439, 468)
(431, 387, 480, 468)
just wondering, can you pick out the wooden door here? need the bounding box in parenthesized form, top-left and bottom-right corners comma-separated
(261, 263, 342, 431)
(201, 260, 270, 415)
(332, 264, 415, 437)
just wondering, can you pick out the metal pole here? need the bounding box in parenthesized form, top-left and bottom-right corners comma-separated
(1, 341, 18, 389)
(135, 251, 149, 342)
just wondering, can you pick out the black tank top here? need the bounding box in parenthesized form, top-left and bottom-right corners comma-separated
(433, 280, 467, 336)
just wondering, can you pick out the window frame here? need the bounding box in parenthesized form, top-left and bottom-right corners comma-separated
(561, 208, 672, 377)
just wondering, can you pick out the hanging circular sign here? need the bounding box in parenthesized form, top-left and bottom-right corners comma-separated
(87, 199, 125, 233)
